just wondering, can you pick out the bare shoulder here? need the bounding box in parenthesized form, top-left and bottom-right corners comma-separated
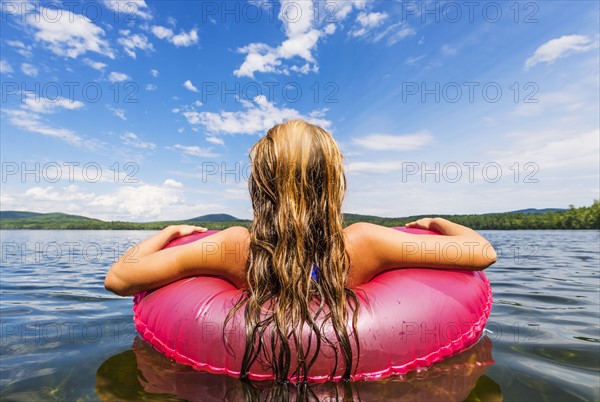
(220, 226, 251, 261)
(343, 222, 392, 287)
(222, 225, 250, 243)
(343, 222, 398, 245)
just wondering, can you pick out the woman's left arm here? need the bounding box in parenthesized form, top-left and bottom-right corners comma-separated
(104, 225, 249, 296)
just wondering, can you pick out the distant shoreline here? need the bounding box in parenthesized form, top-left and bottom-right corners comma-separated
(1, 202, 598, 230)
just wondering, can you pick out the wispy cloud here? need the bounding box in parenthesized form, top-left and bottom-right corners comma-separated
(20, 63, 38, 77)
(107, 105, 127, 120)
(346, 161, 404, 173)
(3, 109, 84, 146)
(121, 132, 156, 150)
(1, 60, 14, 74)
(352, 130, 434, 151)
(170, 144, 220, 158)
(2, 94, 97, 148)
(24, 95, 85, 114)
(525, 35, 598, 70)
(6, 40, 32, 57)
(108, 71, 131, 82)
(82, 58, 107, 70)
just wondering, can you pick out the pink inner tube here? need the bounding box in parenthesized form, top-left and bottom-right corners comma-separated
(133, 227, 493, 382)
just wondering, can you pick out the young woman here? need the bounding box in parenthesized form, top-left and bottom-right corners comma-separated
(105, 120, 496, 382)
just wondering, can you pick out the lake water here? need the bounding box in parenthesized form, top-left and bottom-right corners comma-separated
(1, 230, 598, 401)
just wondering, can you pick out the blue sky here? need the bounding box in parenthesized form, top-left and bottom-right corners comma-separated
(1, 0, 598, 221)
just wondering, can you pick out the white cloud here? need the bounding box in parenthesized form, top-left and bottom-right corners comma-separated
(3, 109, 84, 146)
(371, 22, 415, 45)
(1, 60, 14, 74)
(107, 105, 127, 120)
(170, 144, 219, 158)
(117, 30, 154, 58)
(20, 63, 38, 77)
(145, 84, 157, 91)
(26, 185, 94, 202)
(150, 69, 159, 77)
(441, 44, 457, 56)
(182, 95, 331, 134)
(151, 26, 198, 47)
(512, 88, 596, 118)
(25, 7, 114, 59)
(525, 35, 598, 70)
(82, 58, 107, 70)
(234, 43, 282, 77)
(121, 132, 156, 150)
(4, 182, 227, 221)
(151, 25, 173, 39)
(108, 71, 130, 82)
(206, 136, 225, 146)
(352, 130, 434, 151)
(183, 80, 199, 92)
(90, 184, 183, 219)
(171, 29, 199, 47)
(346, 161, 404, 173)
(103, 0, 152, 20)
(488, 129, 599, 171)
(233, 0, 366, 78)
(405, 55, 426, 65)
(163, 179, 183, 188)
(24, 95, 84, 114)
(6, 40, 32, 57)
(349, 11, 388, 37)
(2, 93, 91, 147)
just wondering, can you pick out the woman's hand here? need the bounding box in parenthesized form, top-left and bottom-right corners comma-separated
(164, 225, 208, 242)
(346, 219, 498, 286)
(405, 218, 436, 230)
(105, 226, 249, 296)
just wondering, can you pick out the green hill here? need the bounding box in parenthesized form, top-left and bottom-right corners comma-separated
(0, 211, 45, 219)
(186, 214, 247, 222)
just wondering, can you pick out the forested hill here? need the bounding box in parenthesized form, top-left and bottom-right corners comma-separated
(0, 201, 598, 230)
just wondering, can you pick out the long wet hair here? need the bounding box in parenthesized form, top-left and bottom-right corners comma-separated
(225, 120, 360, 383)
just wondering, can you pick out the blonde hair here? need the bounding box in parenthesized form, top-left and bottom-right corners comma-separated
(225, 120, 360, 382)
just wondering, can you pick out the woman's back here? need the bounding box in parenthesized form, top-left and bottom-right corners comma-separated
(106, 119, 496, 383)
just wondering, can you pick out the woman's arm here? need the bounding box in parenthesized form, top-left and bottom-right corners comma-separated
(344, 219, 497, 288)
(104, 225, 249, 296)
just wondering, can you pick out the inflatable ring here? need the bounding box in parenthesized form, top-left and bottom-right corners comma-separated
(132, 227, 493, 382)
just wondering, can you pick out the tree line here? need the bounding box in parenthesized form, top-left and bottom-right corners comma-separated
(1, 201, 598, 230)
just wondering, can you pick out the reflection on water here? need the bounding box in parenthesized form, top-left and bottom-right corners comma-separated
(96, 336, 499, 402)
(1, 230, 599, 401)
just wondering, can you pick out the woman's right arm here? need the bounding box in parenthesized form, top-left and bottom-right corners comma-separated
(344, 219, 497, 288)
